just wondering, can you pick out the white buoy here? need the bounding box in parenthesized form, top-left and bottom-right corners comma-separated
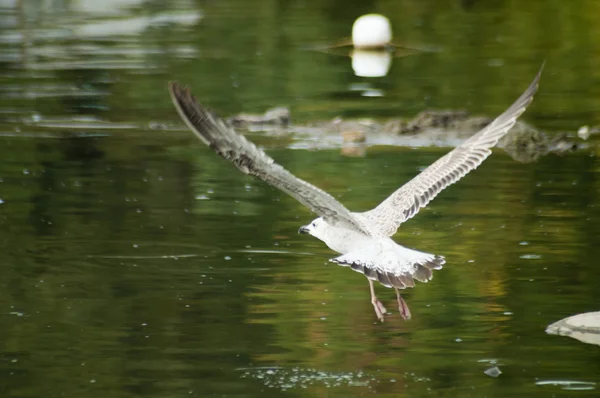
(352, 14, 392, 49)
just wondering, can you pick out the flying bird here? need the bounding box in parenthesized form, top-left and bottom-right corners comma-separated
(168, 65, 543, 322)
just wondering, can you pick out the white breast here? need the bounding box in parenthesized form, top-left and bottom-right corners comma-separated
(320, 223, 374, 254)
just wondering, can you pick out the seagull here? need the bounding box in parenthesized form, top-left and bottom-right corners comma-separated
(168, 64, 543, 322)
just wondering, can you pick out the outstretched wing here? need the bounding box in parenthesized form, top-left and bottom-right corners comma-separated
(362, 64, 544, 236)
(168, 82, 373, 236)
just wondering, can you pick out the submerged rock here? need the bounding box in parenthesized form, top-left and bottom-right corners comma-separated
(401, 110, 472, 133)
(546, 311, 600, 346)
(228, 107, 290, 127)
(484, 366, 502, 378)
(228, 107, 585, 162)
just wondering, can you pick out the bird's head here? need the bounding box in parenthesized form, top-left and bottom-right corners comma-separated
(298, 217, 326, 240)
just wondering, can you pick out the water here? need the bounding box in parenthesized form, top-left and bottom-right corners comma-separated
(1, 0, 600, 397)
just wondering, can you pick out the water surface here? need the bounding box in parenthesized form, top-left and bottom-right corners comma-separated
(1, 1, 600, 397)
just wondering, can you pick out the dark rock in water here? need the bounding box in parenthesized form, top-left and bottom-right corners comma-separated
(484, 366, 502, 378)
(401, 110, 471, 133)
(229, 107, 290, 127)
(381, 119, 406, 135)
(498, 124, 548, 163)
(226, 105, 586, 162)
(546, 311, 600, 346)
(498, 125, 581, 163)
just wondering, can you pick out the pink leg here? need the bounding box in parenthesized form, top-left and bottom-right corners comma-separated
(395, 289, 411, 320)
(369, 279, 387, 322)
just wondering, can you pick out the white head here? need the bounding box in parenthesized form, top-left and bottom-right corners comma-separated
(298, 217, 328, 241)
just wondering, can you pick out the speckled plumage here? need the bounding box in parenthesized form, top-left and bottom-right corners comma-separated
(361, 65, 544, 236)
(168, 64, 543, 319)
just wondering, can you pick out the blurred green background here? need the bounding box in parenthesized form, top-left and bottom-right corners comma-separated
(0, 0, 599, 397)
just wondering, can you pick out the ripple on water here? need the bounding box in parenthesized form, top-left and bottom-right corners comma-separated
(535, 380, 596, 391)
(238, 367, 375, 391)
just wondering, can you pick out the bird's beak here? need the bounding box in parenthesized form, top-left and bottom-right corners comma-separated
(298, 225, 310, 234)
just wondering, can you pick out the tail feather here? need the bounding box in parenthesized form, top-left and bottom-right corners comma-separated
(331, 249, 445, 289)
(398, 273, 415, 288)
(413, 264, 433, 282)
(376, 270, 393, 287)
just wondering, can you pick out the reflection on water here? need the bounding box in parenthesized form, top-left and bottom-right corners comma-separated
(351, 50, 392, 77)
(1, 0, 600, 397)
(535, 380, 597, 392)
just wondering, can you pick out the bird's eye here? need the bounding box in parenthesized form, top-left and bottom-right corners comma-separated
(312, 222, 316, 227)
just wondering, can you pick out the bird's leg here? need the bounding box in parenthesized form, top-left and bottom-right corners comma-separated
(369, 278, 387, 322)
(395, 288, 411, 320)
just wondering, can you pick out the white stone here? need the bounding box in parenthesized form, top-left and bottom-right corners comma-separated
(546, 311, 600, 346)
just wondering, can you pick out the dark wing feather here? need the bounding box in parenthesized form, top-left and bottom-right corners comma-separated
(362, 63, 544, 236)
(168, 82, 373, 236)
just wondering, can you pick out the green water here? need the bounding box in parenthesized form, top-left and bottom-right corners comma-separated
(1, 0, 600, 397)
